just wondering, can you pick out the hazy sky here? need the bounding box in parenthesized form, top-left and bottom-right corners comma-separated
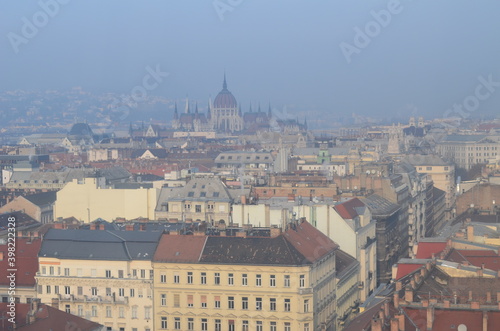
(1, 0, 500, 121)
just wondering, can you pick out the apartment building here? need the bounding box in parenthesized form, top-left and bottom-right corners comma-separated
(35, 228, 161, 331)
(153, 220, 339, 331)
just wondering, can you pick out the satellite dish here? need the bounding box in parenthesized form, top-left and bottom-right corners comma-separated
(457, 324, 467, 331)
(371, 169, 376, 174)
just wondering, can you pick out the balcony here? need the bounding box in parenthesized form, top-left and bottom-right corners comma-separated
(298, 287, 313, 295)
(58, 294, 129, 305)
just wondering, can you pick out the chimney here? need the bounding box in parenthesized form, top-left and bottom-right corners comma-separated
(99, 224, 105, 230)
(405, 285, 414, 302)
(125, 224, 134, 231)
(384, 300, 390, 318)
(469, 291, 473, 302)
(90, 223, 96, 230)
(426, 306, 434, 330)
(487, 292, 492, 303)
(483, 311, 488, 331)
(443, 300, 450, 308)
(140, 224, 146, 231)
(240, 195, 247, 204)
(467, 225, 474, 241)
(379, 308, 385, 322)
(390, 318, 399, 331)
(371, 318, 382, 331)
(471, 301, 480, 309)
(0, 252, 3, 261)
(270, 226, 281, 238)
(170, 230, 179, 235)
(396, 281, 402, 291)
(477, 269, 483, 277)
(397, 314, 405, 330)
(394, 293, 400, 309)
(219, 231, 226, 237)
(236, 231, 246, 238)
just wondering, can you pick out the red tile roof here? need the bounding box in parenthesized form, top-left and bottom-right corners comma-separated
(447, 248, 500, 271)
(0, 303, 102, 330)
(283, 220, 338, 263)
(415, 241, 447, 259)
(333, 198, 365, 219)
(404, 308, 500, 331)
(153, 235, 206, 263)
(395, 263, 424, 280)
(0, 238, 41, 287)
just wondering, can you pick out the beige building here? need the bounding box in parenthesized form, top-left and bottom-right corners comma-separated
(0, 191, 56, 224)
(55, 178, 158, 222)
(436, 134, 499, 170)
(35, 228, 161, 331)
(153, 220, 339, 331)
(155, 176, 248, 225)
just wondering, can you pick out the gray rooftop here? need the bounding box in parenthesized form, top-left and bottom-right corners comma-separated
(39, 229, 162, 261)
(361, 194, 400, 217)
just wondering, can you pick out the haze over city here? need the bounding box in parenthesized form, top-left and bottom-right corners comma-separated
(2, 0, 500, 123)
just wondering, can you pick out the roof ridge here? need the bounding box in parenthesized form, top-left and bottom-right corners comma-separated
(198, 236, 208, 262)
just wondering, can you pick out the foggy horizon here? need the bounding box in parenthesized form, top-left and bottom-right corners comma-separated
(2, 0, 500, 121)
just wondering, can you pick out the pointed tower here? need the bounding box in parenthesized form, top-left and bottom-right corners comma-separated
(185, 97, 190, 114)
(173, 102, 178, 120)
(207, 99, 212, 120)
(129, 122, 134, 137)
(195, 102, 199, 117)
(249, 102, 253, 113)
(258, 103, 261, 113)
(304, 118, 308, 130)
(268, 103, 272, 119)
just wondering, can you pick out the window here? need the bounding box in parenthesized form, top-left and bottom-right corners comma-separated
(201, 272, 207, 284)
(214, 272, 220, 285)
(285, 298, 291, 312)
(242, 274, 248, 286)
(42, 266, 46, 274)
(256, 297, 262, 310)
(119, 307, 124, 318)
(118, 270, 124, 278)
(214, 296, 221, 308)
(65, 304, 70, 314)
(49, 266, 54, 275)
(130, 288, 135, 297)
(187, 294, 193, 307)
(215, 319, 221, 331)
(304, 323, 310, 331)
(256, 274, 262, 286)
(195, 205, 202, 212)
(119, 288, 125, 297)
(78, 305, 83, 316)
(299, 275, 305, 288)
(174, 273, 180, 284)
(187, 272, 193, 284)
(77, 286, 82, 296)
(91, 287, 97, 296)
(304, 299, 309, 312)
(242, 321, 249, 331)
(64, 268, 70, 276)
(228, 320, 235, 331)
(141, 269, 146, 278)
(242, 297, 248, 310)
(228, 296, 235, 309)
(270, 298, 276, 311)
(106, 270, 111, 278)
(284, 323, 291, 331)
(270, 322, 277, 331)
(131, 306, 138, 319)
(91, 305, 97, 317)
(201, 295, 207, 308)
(77, 268, 82, 277)
(106, 306, 112, 318)
(188, 318, 194, 330)
(91, 269, 96, 277)
(284, 275, 290, 287)
(46, 285, 51, 294)
(201, 319, 208, 331)
(54, 286, 59, 294)
(106, 288, 111, 296)
(160, 274, 166, 283)
(174, 294, 180, 307)
(161, 294, 166, 306)
(228, 273, 234, 285)
(161, 317, 167, 329)
(256, 321, 263, 331)
(65, 286, 71, 295)
(132, 269, 137, 277)
(145, 307, 151, 319)
(150, 270, 154, 279)
(174, 317, 181, 330)
(270, 275, 276, 287)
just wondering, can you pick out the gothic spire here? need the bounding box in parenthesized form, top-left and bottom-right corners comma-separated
(223, 72, 227, 90)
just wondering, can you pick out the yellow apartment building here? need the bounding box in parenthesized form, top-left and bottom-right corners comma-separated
(152, 220, 339, 331)
(35, 228, 161, 331)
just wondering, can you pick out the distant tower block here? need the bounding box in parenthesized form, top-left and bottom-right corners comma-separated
(388, 124, 403, 154)
(409, 117, 416, 127)
(418, 116, 425, 128)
